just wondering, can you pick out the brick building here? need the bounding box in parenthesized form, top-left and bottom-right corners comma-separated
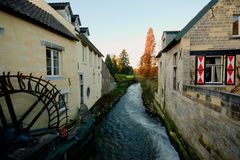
(156, 0, 240, 159)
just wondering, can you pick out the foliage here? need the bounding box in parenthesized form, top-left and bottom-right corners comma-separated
(112, 55, 119, 74)
(109, 50, 134, 76)
(115, 74, 135, 83)
(139, 27, 157, 78)
(105, 54, 114, 75)
(118, 49, 134, 75)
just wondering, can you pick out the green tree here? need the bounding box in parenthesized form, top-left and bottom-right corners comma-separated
(112, 55, 119, 74)
(119, 49, 133, 75)
(105, 54, 114, 75)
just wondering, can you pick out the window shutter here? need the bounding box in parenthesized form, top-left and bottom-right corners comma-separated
(226, 55, 235, 85)
(196, 56, 205, 84)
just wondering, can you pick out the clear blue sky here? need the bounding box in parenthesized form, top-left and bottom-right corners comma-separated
(46, 0, 210, 67)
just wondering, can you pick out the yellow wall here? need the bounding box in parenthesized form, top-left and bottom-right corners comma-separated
(0, 11, 80, 128)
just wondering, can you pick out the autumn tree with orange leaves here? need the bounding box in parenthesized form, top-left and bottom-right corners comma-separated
(139, 27, 157, 78)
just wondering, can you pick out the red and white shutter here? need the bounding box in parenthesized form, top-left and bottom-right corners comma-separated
(226, 55, 235, 85)
(196, 56, 205, 84)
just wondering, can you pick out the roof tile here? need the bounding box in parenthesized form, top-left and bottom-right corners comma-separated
(0, 0, 78, 41)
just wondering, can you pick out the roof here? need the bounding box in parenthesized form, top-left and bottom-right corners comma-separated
(72, 14, 81, 25)
(0, 0, 78, 41)
(77, 33, 103, 57)
(48, 2, 69, 10)
(157, 0, 218, 57)
(80, 27, 90, 36)
(48, 2, 73, 19)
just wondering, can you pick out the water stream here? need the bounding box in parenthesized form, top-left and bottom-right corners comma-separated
(95, 83, 179, 160)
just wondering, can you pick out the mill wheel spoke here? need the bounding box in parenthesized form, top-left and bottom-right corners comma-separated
(26, 91, 59, 130)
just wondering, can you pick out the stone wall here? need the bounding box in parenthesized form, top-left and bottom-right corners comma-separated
(101, 61, 116, 95)
(160, 85, 240, 160)
(185, 0, 240, 51)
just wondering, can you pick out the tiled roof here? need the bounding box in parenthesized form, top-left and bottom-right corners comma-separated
(0, 0, 78, 41)
(157, 0, 218, 56)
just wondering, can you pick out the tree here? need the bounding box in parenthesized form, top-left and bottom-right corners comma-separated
(112, 55, 119, 74)
(118, 49, 133, 75)
(105, 54, 114, 75)
(139, 27, 156, 78)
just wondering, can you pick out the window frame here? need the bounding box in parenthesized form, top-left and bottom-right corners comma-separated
(232, 15, 240, 36)
(173, 53, 177, 90)
(46, 48, 61, 77)
(205, 56, 223, 84)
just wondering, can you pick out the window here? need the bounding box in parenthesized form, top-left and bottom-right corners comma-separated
(205, 56, 223, 83)
(173, 53, 177, 90)
(173, 53, 177, 66)
(232, 15, 240, 36)
(95, 55, 97, 67)
(89, 51, 93, 65)
(82, 47, 86, 63)
(86, 87, 90, 98)
(46, 48, 61, 76)
(59, 94, 68, 109)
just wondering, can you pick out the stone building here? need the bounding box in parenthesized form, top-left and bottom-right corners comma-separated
(156, 0, 240, 159)
(101, 60, 116, 95)
(0, 0, 103, 129)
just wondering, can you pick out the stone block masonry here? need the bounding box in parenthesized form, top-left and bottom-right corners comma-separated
(162, 85, 240, 160)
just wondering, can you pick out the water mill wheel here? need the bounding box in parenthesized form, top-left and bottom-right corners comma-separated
(0, 72, 68, 159)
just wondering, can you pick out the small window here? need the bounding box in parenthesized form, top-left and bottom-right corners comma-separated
(232, 15, 240, 36)
(46, 48, 61, 76)
(89, 51, 93, 65)
(59, 94, 68, 109)
(173, 53, 177, 66)
(173, 67, 177, 90)
(82, 47, 85, 63)
(86, 87, 90, 98)
(173, 53, 177, 90)
(205, 56, 223, 83)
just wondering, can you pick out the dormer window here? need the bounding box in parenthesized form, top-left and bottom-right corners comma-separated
(65, 11, 70, 22)
(232, 15, 240, 36)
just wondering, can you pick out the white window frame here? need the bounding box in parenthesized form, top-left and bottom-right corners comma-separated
(46, 48, 61, 77)
(205, 56, 223, 84)
(232, 15, 240, 36)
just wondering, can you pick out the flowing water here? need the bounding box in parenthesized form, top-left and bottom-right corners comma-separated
(95, 83, 179, 160)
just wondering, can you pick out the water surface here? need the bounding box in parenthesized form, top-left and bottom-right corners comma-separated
(95, 83, 179, 160)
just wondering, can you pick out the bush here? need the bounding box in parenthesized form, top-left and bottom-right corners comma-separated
(115, 74, 135, 83)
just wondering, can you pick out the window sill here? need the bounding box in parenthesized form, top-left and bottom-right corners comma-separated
(230, 35, 240, 39)
(44, 76, 65, 81)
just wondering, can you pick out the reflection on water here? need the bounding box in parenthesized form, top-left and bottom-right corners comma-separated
(95, 83, 179, 160)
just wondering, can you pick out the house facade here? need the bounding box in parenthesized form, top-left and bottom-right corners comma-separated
(156, 0, 240, 159)
(0, 0, 103, 130)
(47, 1, 103, 109)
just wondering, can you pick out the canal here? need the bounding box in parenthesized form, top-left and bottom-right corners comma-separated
(95, 83, 179, 160)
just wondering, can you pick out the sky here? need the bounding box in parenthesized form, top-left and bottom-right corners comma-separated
(46, 0, 210, 67)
